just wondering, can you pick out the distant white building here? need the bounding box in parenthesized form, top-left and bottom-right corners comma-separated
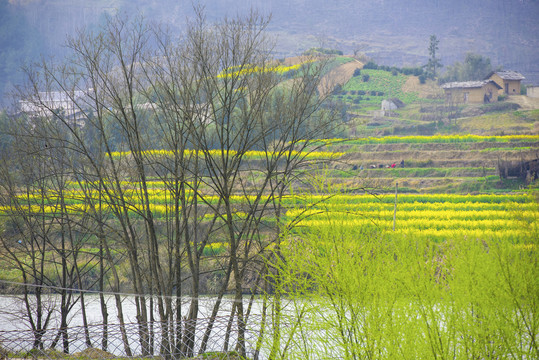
(381, 99, 398, 111)
(19, 90, 90, 127)
(527, 86, 539, 98)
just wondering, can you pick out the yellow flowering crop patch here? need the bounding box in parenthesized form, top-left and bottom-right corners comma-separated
(4, 180, 536, 244)
(108, 148, 344, 161)
(302, 134, 539, 146)
(285, 193, 537, 242)
(217, 60, 314, 78)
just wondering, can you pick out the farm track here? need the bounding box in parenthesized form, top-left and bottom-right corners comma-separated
(337, 148, 536, 171)
(318, 60, 363, 97)
(345, 149, 537, 162)
(359, 169, 498, 178)
(332, 177, 479, 191)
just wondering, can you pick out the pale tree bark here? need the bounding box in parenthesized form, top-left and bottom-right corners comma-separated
(7, 8, 341, 358)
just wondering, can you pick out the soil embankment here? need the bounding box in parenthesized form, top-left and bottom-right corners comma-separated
(318, 60, 363, 97)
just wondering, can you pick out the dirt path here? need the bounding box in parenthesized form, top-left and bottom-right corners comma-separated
(318, 60, 363, 97)
(282, 55, 312, 66)
(401, 77, 443, 98)
(506, 95, 539, 110)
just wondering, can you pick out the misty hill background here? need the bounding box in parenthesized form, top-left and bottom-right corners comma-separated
(2, 0, 538, 105)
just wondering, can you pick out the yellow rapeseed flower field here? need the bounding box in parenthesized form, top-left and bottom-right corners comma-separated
(3, 183, 535, 245)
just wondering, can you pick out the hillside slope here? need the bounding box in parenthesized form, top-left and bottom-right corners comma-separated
(5, 0, 539, 86)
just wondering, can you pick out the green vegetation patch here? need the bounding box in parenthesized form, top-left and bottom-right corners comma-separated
(319, 56, 355, 76)
(341, 69, 420, 105)
(458, 112, 537, 133)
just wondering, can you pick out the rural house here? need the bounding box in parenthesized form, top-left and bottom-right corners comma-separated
(485, 70, 525, 95)
(18, 90, 90, 127)
(441, 80, 502, 104)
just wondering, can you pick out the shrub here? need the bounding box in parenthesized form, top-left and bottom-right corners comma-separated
(363, 61, 378, 70)
(419, 74, 427, 84)
(303, 47, 343, 56)
(285, 69, 296, 78)
(332, 84, 342, 94)
(402, 67, 416, 75)
(481, 102, 520, 113)
(413, 67, 424, 76)
(362, 74, 370, 82)
(353, 68, 361, 77)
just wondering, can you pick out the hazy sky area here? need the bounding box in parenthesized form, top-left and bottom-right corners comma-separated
(1, 0, 538, 104)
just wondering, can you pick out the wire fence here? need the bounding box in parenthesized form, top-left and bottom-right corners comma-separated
(0, 282, 344, 360)
(0, 283, 275, 360)
(0, 316, 265, 360)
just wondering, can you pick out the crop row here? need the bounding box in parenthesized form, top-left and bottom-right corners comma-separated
(303, 134, 539, 146)
(217, 59, 314, 78)
(356, 167, 497, 178)
(5, 200, 535, 219)
(287, 193, 531, 204)
(291, 215, 525, 232)
(286, 208, 535, 221)
(4, 189, 536, 246)
(285, 193, 537, 242)
(11, 191, 532, 207)
(10, 190, 533, 207)
(108, 148, 344, 161)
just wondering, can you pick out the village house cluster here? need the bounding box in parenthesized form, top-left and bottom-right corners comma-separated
(441, 70, 525, 104)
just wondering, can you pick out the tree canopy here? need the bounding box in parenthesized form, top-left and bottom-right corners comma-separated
(425, 34, 442, 79)
(441, 52, 494, 82)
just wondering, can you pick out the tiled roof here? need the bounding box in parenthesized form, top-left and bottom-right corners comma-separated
(487, 70, 525, 81)
(441, 80, 501, 90)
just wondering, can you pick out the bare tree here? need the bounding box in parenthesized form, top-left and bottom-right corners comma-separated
(3, 8, 341, 357)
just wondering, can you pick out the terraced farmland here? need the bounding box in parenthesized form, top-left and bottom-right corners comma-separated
(311, 135, 539, 193)
(285, 193, 537, 243)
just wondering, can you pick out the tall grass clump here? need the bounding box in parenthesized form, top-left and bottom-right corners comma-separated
(262, 198, 538, 359)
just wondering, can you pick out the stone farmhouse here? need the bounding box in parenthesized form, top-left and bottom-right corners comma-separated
(484, 70, 525, 96)
(441, 80, 502, 104)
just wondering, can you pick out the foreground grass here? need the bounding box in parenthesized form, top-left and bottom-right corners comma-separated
(266, 205, 538, 359)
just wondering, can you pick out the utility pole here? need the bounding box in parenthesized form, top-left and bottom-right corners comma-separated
(393, 182, 398, 231)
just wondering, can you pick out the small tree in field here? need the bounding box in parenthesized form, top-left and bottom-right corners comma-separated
(425, 35, 442, 79)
